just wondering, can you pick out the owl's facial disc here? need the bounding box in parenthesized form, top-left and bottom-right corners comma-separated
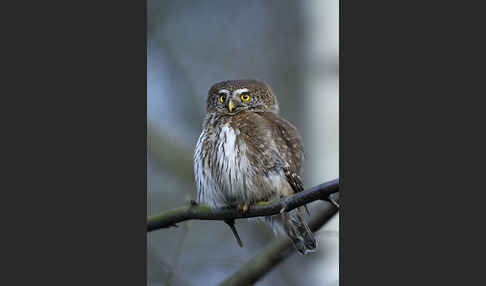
(226, 88, 250, 113)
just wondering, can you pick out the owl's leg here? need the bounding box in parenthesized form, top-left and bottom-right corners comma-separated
(236, 203, 249, 214)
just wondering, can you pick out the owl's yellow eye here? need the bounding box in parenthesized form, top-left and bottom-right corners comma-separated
(219, 95, 225, 103)
(241, 94, 250, 101)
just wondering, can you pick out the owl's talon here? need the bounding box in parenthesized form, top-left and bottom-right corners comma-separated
(236, 203, 249, 214)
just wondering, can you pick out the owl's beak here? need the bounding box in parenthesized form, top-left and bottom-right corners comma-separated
(227, 99, 235, 113)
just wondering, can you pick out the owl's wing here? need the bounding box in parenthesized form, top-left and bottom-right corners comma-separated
(283, 166, 304, 193)
(259, 112, 305, 194)
(260, 112, 310, 216)
(236, 110, 305, 192)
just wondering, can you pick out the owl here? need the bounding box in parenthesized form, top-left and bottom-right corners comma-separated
(194, 79, 316, 255)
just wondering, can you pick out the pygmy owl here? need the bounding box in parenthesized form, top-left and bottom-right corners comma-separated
(194, 79, 316, 254)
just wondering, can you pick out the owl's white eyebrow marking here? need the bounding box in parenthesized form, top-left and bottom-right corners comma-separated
(218, 89, 230, 94)
(233, 88, 249, 95)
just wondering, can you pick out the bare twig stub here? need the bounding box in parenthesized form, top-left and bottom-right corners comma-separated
(147, 179, 339, 232)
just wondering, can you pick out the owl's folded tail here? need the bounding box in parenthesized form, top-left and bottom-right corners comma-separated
(282, 207, 317, 255)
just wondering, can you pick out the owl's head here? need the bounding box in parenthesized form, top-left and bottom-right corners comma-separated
(206, 79, 279, 115)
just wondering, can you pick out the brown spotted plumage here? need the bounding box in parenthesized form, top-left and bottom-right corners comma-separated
(194, 79, 316, 254)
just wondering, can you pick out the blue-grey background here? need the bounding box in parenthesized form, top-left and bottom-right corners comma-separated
(147, 1, 339, 285)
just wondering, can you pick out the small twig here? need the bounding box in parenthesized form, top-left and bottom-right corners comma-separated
(224, 219, 244, 247)
(324, 196, 340, 208)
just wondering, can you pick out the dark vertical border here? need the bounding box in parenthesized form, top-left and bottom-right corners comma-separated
(8, 0, 148, 284)
(341, 0, 480, 285)
(341, 0, 421, 283)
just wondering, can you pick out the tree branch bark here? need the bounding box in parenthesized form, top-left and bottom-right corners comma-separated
(147, 179, 339, 232)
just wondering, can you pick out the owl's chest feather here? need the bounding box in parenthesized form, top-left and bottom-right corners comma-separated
(213, 124, 251, 198)
(216, 124, 241, 170)
(195, 123, 257, 206)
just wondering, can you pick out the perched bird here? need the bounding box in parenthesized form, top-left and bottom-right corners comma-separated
(194, 79, 316, 254)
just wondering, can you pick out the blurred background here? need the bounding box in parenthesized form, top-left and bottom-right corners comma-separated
(147, 0, 339, 285)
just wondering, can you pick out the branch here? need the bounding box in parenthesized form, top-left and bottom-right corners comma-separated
(147, 179, 339, 232)
(218, 201, 340, 286)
